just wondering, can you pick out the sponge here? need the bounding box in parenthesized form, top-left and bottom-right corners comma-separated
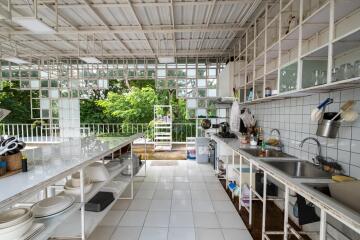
(332, 175, 355, 182)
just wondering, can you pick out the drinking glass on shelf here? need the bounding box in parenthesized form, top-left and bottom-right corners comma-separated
(290, 71, 296, 90)
(319, 70, 327, 85)
(312, 69, 326, 86)
(339, 63, 354, 80)
(332, 67, 340, 82)
(354, 60, 360, 77)
(312, 69, 319, 85)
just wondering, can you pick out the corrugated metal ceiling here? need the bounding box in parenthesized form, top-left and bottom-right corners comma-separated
(0, 0, 261, 59)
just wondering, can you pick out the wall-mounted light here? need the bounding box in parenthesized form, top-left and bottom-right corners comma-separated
(158, 56, 175, 64)
(2, 56, 29, 65)
(79, 57, 102, 64)
(12, 17, 56, 34)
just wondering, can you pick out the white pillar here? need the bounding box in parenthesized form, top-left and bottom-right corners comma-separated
(59, 98, 81, 138)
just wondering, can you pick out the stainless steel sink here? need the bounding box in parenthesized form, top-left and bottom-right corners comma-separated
(265, 160, 332, 178)
(241, 148, 295, 158)
(302, 182, 331, 196)
(303, 182, 360, 214)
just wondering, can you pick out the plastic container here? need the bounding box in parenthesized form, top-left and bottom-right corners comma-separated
(0, 160, 6, 176)
(85, 192, 114, 212)
(316, 119, 340, 138)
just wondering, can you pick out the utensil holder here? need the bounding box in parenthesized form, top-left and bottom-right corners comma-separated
(1, 152, 22, 171)
(316, 119, 340, 138)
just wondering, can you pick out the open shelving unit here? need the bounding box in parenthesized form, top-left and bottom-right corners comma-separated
(51, 162, 145, 239)
(0, 134, 146, 240)
(231, 0, 360, 104)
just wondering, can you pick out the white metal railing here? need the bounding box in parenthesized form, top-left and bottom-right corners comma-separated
(0, 123, 61, 143)
(0, 123, 196, 143)
(80, 123, 196, 143)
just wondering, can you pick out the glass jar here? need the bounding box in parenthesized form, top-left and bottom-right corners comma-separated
(339, 63, 354, 80)
(354, 60, 360, 77)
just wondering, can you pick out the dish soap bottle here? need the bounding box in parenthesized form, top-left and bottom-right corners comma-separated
(257, 128, 264, 146)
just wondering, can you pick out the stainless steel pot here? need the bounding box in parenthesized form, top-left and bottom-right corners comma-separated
(316, 119, 340, 138)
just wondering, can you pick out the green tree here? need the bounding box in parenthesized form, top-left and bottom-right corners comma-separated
(97, 86, 158, 123)
(0, 81, 32, 123)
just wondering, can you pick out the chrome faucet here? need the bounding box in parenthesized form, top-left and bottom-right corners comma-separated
(299, 137, 322, 165)
(270, 128, 280, 136)
(270, 128, 283, 152)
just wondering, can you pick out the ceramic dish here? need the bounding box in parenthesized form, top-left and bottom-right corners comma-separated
(105, 161, 123, 172)
(0, 208, 31, 229)
(0, 213, 33, 240)
(64, 180, 93, 196)
(86, 162, 110, 182)
(32, 195, 75, 218)
(71, 172, 91, 188)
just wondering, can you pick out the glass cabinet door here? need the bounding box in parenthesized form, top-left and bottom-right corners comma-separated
(302, 59, 327, 88)
(279, 62, 298, 93)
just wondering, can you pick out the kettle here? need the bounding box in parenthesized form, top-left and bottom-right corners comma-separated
(220, 122, 230, 134)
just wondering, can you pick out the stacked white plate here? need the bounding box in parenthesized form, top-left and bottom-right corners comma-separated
(64, 179, 93, 196)
(71, 172, 91, 188)
(32, 195, 75, 218)
(0, 208, 33, 240)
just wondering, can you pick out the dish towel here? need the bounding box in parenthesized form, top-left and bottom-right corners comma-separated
(240, 108, 256, 128)
(230, 101, 240, 132)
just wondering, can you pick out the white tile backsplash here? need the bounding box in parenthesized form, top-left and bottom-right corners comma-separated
(251, 87, 360, 178)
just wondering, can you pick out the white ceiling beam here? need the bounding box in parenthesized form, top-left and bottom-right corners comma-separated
(0, 3, 11, 20)
(170, 0, 176, 54)
(0, 3, 72, 57)
(0, 22, 64, 55)
(17, 49, 231, 57)
(198, 0, 217, 50)
(41, 4, 85, 52)
(223, 0, 263, 53)
(0, 35, 53, 58)
(81, 0, 133, 55)
(5, 24, 245, 35)
(42, 3, 111, 54)
(125, 0, 154, 54)
(11, 1, 253, 9)
(13, 37, 238, 44)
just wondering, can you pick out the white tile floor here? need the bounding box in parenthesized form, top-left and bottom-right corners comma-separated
(89, 160, 253, 240)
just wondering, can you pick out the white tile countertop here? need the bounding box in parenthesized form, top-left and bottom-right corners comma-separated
(0, 133, 144, 209)
(212, 134, 360, 234)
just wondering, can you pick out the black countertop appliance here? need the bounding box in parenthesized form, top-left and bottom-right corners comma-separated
(219, 122, 230, 134)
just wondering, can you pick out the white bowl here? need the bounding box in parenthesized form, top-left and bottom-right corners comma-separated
(0, 208, 31, 229)
(86, 162, 110, 182)
(71, 172, 91, 188)
(105, 161, 123, 172)
(32, 195, 75, 218)
(0, 213, 33, 240)
(64, 180, 93, 196)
